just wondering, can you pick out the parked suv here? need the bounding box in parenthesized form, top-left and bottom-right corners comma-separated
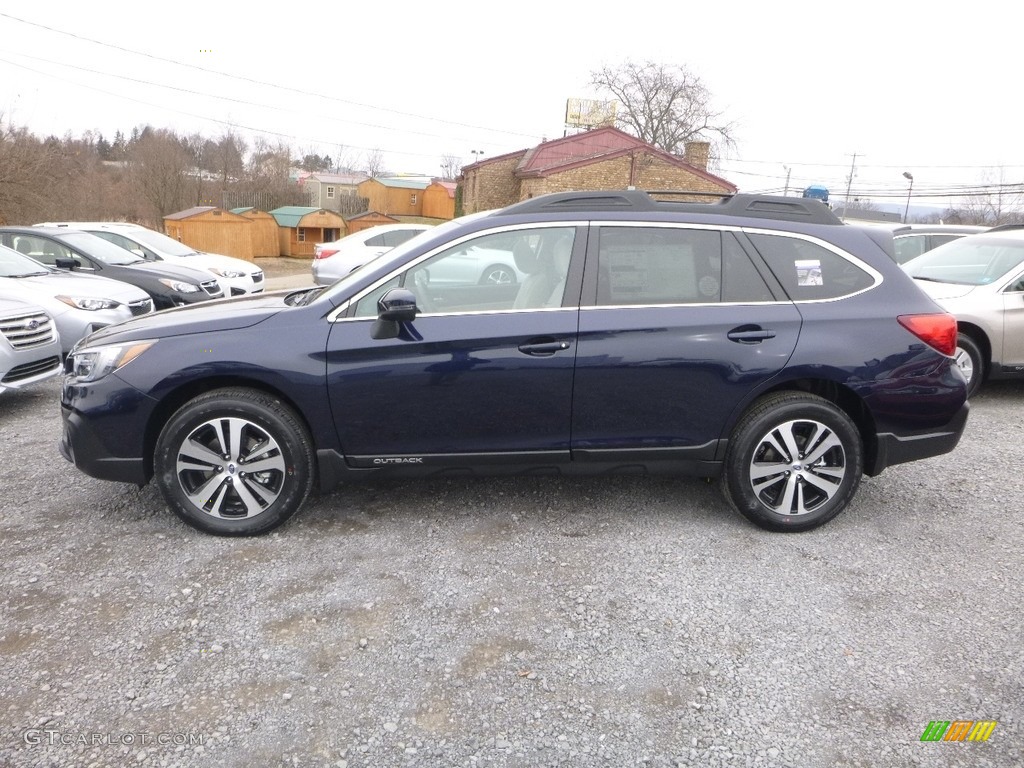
(60, 191, 968, 536)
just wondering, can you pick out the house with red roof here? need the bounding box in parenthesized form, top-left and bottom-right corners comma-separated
(459, 127, 736, 214)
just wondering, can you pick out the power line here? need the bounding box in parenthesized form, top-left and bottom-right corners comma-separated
(0, 11, 536, 142)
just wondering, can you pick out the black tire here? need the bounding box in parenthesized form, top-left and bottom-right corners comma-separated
(154, 388, 314, 536)
(721, 392, 863, 533)
(479, 264, 518, 285)
(954, 333, 984, 398)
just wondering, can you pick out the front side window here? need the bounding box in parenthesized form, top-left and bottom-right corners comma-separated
(297, 228, 306, 243)
(327, 186, 336, 199)
(410, 193, 418, 206)
(354, 227, 575, 317)
(748, 233, 875, 300)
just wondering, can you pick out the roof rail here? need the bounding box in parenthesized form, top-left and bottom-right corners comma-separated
(495, 189, 843, 225)
(983, 223, 1024, 232)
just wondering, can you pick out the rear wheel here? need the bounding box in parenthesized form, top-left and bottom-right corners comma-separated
(721, 392, 863, 532)
(154, 388, 314, 536)
(954, 333, 984, 398)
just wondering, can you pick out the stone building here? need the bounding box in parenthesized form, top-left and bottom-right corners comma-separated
(459, 127, 736, 214)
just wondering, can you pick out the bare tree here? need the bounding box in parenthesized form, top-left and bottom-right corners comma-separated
(129, 127, 193, 220)
(364, 149, 387, 178)
(947, 169, 1024, 225)
(589, 59, 735, 160)
(439, 153, 462, 181)
(0, 115, 50, 224)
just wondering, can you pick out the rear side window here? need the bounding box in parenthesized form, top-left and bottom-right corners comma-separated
(383, 229, 423, 247)
(893, 234, 927, 264)
(596, 227, 722, 305)
(747, 233, 875, 300)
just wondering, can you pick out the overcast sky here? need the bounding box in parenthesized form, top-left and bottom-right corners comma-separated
(2, 2, 1020, 210)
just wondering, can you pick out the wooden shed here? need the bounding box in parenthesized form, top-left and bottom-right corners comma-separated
(231, 207, 280, 257)
(163, 206, 255, 261)
(356, 177, 429, 217)
(268, 206, 346, 258)
(422, 181, 457, 220)
(345, 211, 399, 235)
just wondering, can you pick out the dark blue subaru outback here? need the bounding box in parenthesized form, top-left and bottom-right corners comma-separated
(60, 191, 968, 536)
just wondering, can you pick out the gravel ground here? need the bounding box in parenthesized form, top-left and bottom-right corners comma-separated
(1, 377, 1022, 768)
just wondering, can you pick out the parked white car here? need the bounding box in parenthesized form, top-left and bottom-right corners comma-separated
(0, 297, 63, 394)
(0, 243, 153, 354)
(311, 224, 433, 286)
(38, 222, 265, 297)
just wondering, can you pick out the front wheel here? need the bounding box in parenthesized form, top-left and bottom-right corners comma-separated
(721, 392, 863, 532)
(154, 388, 314, 536)
(479, 264, 518, 285)
(954, 333, 984, 398)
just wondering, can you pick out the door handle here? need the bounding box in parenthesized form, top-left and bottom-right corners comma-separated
(727, 326, 776, 344)
(518, 341, 571, 356)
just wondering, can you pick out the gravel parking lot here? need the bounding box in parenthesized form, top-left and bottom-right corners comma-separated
(1, 373, 1022, 768)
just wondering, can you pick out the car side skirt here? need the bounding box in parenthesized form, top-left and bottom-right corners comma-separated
(315, 444, 725, 492)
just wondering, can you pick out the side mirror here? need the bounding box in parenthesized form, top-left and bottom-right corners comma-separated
(54, 257, 78, 270)
(377, 287, 418, 322)
(371, 287, 419, 340)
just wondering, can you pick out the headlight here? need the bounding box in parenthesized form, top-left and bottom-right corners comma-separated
(209, 268, 244, 278)
(56, 295, 118, 311)
(70, 340, 156, 383)
(158, 278, 201, 293)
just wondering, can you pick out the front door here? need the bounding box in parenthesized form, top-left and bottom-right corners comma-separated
(325, 225, 582, 464)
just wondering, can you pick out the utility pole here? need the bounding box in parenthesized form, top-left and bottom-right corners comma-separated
(843, 153, 858, 221)
(783, 166, 791, 196)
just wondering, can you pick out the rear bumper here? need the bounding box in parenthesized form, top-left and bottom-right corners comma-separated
(867, 400, 969, 475)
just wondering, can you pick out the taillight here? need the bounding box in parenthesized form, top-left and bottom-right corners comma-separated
(315, 249, 338, 260)
(898, 313, 957, 356)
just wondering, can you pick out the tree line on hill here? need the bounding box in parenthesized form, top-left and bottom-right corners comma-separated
(0, 118, 376, 228)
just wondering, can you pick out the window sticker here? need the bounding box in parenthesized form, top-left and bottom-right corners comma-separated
(795, 259, 823, 286)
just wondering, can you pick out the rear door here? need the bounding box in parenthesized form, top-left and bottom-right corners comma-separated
(571, 224, 802, 463)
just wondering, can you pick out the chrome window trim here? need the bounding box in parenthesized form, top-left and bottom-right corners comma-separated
(582, 300, 788, 311)
(327, 221, 587, 323)
(740, 226, 884, 303)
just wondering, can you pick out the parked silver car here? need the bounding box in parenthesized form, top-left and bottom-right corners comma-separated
(0, 243, 153, 354)
(903, 227, 1024, 396)
(311, 224, 432, 285)
(0, 297, 62, 394)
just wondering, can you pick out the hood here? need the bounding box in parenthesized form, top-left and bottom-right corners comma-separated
(81, 291, 293, 346)
(0, 271, 150, 303)
(911, 279, 978, 301)
(130, 260, 219, 284)
(0, 296, 45, 315)
(198, 251, 262, 275)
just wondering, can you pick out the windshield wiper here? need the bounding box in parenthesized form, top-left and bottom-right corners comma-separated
(9, 272, 51, 277)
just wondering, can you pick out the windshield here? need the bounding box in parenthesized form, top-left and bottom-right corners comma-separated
(318, 212, 492, 303)
(60, 232, 147, 265)
(0, 245, 53, 277)
(903, 235, 1024, 285)
(125, 228, 201, 256)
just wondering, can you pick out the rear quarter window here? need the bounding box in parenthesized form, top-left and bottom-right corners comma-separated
(747, 233, 877, 300)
